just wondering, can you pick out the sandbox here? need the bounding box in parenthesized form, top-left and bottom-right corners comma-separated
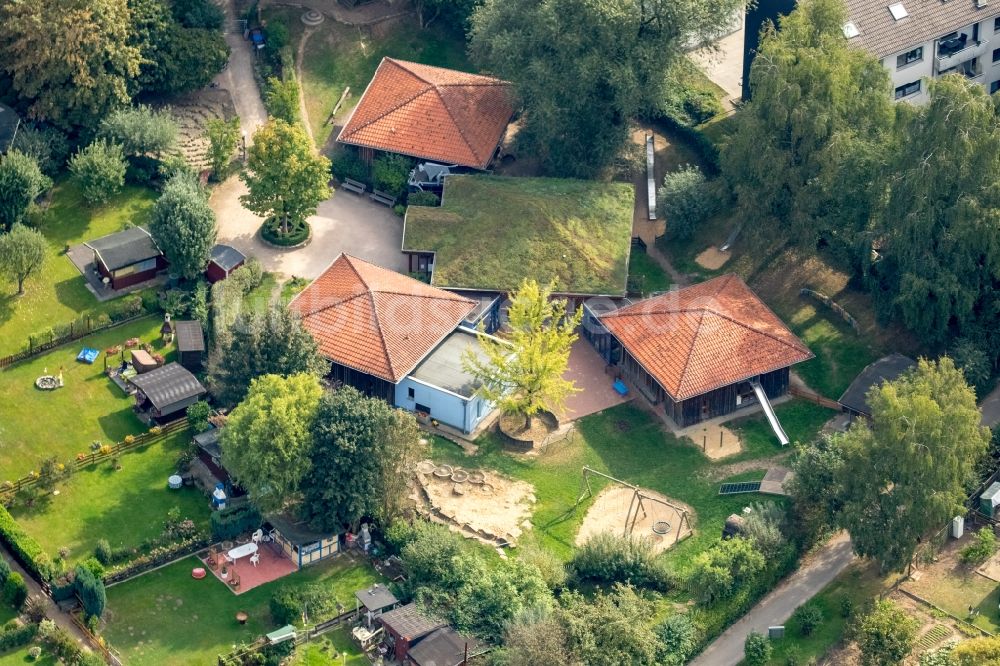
(695, 246, 731, 270)
(414, 460, 536, 546)
(576, 486, 694, 555)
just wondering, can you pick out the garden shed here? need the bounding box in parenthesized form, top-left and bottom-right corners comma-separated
(129, 362, 206, 422)
(838, 353, 916, 420)
(379, 603, 447, 663)
(355, 583, 399, 622)
(174, 320, 206, 370)
(265, 514, 339, 569)
(206, 244, 246, 283)
(84, 227, 166, 290)
(407, 626, 482, 666)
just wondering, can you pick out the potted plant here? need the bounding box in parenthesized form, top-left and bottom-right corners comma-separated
(220, 564, 229, 580)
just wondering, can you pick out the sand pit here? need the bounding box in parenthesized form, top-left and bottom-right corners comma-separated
(415, 460, 536, 546)
(576, 486, 694, 555)
(696, 246, 731, 270)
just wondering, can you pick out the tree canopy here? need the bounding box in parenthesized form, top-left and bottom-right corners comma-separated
(856, 599, 918, 666)
(99, 105, 179, 158)
(463, 279, 581, 429)
(0, 224, 48, 296)
(0, 151, 51, 232)
(68, 140, 127, 206)
(301, 387, 424, 531)
(469, 0, 743, 176)
(149, 173, 217, 280)
(0, 0, 141, 129)
(240, 119, 331, 236)
(220, 373, 323, 512)
(837, 358, 988, 572)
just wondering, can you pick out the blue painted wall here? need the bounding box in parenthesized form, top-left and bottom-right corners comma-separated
(394, 377, 491, 434)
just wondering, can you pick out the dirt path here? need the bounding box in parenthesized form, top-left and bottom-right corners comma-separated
(0, 543, 91, 649)
(704, 455, 792, 481)
(690, 532, 856, 666)
(215, 0, 267, 139)
(296, 27, 318, 146)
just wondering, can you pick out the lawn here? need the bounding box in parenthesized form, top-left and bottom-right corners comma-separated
(786, 302, 878, 399)
(289, 629, 366, 666)
(0, 644, 58, 666)
(265, 8, 470, 148)
(766, 561, 892, 665)
(0, 316, 173, 482)
(0, 182, 157, 358)
(429, 400, 828, 564)
(730, 400, 836, 456)
(8, 431, 209, 566)
(628, 250, 672, 296)
(103, 555, 383, 665)
(404, 176, 635, 296)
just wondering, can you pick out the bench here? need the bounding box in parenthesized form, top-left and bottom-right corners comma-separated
(369, 189, 397, 207)
(341, 178, 366, 195)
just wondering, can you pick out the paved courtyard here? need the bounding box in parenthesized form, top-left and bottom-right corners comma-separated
(210, 178, 408, 280)
(559, 339, 630, 421)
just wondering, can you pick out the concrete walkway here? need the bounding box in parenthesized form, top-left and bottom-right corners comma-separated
(215, 0, 267, 139)
(690, 532, 856, 666)
(0, 543, 91, 650)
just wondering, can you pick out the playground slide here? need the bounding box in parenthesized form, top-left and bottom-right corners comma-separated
(750, 380, 789, 446)
(646, 134, 656, 221)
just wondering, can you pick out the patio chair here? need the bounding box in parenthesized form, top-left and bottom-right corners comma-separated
(250, 552, 260, 567)
(251, 529, 263, 544)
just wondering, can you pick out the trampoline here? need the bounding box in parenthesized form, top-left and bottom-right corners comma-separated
(77, 348, 99, 364)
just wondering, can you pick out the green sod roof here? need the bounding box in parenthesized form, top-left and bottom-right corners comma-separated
(402, 175, 634, 296)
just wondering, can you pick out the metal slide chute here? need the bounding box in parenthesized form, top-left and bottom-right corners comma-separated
(750, 380, 789, 446)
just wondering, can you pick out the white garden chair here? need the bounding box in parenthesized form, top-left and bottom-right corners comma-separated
(250, 552, 260, 567)
(251, 529, 263, 544)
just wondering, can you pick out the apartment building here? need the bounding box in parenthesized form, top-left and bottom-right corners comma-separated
(843, 0, 1000, 102)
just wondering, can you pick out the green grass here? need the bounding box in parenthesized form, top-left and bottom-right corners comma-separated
(904, 557, 1000, 634)
(0, 643, 59, 666)
(104, 555, 383, 666)
(9, 431, 209, 566)
(429, 401, 827, 565)
(787, 303, 878, 399)
(0, 182, 157, 358)
(628, 250, 673, 295)
(0, 316, 174, 481)
(404, 176, 635, 295)
(290, 629, 366, 666)
(730, 400, 836, 454)
(766, 562, 890, 665)
(265, 8, 471, 148)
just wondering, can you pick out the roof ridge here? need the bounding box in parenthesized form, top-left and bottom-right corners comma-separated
(699, 308, 810, 355)
(297, 291, 368, 319)
(675, 308, 706, 394)
(345, 256, 396, 379)
(340, 62, 433, 139)
(430, 85, 482, 165)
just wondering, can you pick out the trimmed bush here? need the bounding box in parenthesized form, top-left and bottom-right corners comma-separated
(372, 154, 412, 198)
(656, 164, 717, 241)
(406, 190, 439, 207)
(960, 528, 998, 565)
(211, 505, 262, 541)
(3, 572, 27, 609)
(744, 631, 772, 666)
(187, 401, 211, 433)
(792, 602, 823, 636)
(94, 539, 112, 566)
(0, 622, 37, 651)
(571, 533, 672, 591)
(0, 505, 52, 582)
(74, 565, 106, 619)
(260, 217, 309, 246)
(331, 151, 369, 185)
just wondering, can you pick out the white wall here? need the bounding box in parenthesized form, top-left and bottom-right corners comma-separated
(394, 377, 492, 434)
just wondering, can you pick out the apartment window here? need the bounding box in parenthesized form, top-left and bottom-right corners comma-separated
(896, 47, 923, 68)
(994, 47, 1000, 62)
(407, 387, 415, 400)
(995, 16, 1000, 32)
(992, 80, 1000, 94)
(894, 80, 921, 99)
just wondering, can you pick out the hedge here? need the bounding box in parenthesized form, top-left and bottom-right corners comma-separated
(647, 111, 721, 176)
(211, 505, 261, 541)
(0, 622, 36, 652)
(0, 505, 51, 582)
(103, 535, 210, 585)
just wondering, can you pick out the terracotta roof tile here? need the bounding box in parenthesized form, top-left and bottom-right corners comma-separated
(600, 275, 813, 400)
(289, 254, 476, 383)
(337, 58, 513, 169)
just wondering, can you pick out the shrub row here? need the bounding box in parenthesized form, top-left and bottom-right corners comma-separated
(0, 505, 52, 582)
(570, 533, 673, 591)
(211, 505, 262, 542)
(0, 621, 36, 652)
(647, 111, 720, 175)
(24, 295, 148, 355)
(102, 534, 210, 585)
(269, 581, 342, 626)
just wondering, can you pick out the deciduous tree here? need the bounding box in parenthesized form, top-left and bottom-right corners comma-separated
(463, 279, 582, 431)
(0, 151, 51, 232)
(0, 0, 141, 129)
(470, 0, 743, 176)
(149, 173, 217, 280)
(68, 140, 127, 206)
(721, 0, 893, 250)
(855, 599, 918, 666)
(301, 387, 424, 531)
(99, 105, 179, 158)
(838, 358, 989, 572)
(240, 120, 331, 236)
(0, 224, 48, 296)
(220, 373, 323, 512)
(206, 117, 241, 179)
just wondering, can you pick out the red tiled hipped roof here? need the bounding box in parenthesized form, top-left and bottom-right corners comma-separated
(289, 254, 476, 383)
(600, 274, 813, 401)
(337, 58, 513, 169)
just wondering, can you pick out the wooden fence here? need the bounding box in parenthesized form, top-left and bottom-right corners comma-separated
(217, 606, 360, 665)
(0, 312, 150, 370)
(0, 418, 189, 498)
(69, 607, 125, 666)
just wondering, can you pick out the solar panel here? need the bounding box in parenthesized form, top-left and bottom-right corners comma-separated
(719, 482, 762, 495)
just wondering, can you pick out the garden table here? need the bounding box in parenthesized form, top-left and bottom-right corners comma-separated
(227, 542, 258, 561)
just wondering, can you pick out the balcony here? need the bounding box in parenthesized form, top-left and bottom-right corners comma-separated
(935, 37, 989, 73)
(939, 57, 984, 81)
